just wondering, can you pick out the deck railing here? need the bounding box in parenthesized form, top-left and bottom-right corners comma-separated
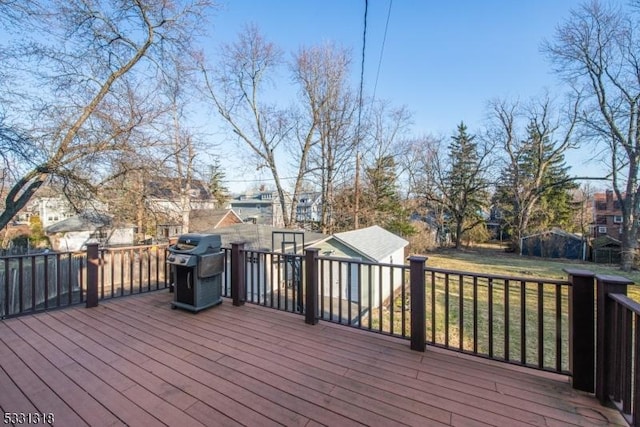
(2, 241, 639, 422)
(223, 248, 571, 373)
(596, 275, 639, 426)
(0, 243, 169, 318)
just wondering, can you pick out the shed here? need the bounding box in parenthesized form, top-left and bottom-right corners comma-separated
(520, 228, 586, 260)
(45, 212, 135, 251)
(591, 235, 622, 264)
(309, 225, 409, 322)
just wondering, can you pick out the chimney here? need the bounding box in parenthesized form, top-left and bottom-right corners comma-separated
(606, 190, 614, 209)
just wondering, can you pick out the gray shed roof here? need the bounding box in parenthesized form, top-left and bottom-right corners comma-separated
(45, 212, 112, 233)
(333, 225, 408, 262)
(201, 223, 327, 252)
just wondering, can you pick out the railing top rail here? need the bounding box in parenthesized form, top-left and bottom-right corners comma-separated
(0, 250, 85, 259)
(608, 293, 640, 315)
(425, 266, 570, 286)
(100, 244, 168, 252)
(316, 254, 408, 269)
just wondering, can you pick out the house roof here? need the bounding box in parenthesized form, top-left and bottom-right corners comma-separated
(203, 223, 327, 252)
(45, 212, 112, 233)
(189, 209, 243, 232)
(332, 225, 408, 262)
(521, 228, 583, 241)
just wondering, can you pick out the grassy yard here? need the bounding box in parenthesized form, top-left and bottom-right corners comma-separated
(424, 245, 640, 300)
(371, 246, 639, 372)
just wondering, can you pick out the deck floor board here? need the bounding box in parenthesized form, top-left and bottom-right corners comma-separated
(0, 290, 628, 427)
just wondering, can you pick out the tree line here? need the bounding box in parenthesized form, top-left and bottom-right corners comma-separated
(1, 1, 640, 270)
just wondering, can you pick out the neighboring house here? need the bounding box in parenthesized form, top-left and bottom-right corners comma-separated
(188, 209, 243, 233)
(145, 178, 217, 235)
(310, 225, 409, 321)
(45, 212, 135, 251)
(591, 190, 624, 240)
(295, 192, 322, 225)
(520, 228, 587, 261)
(26, 196, 111, 229)
(229, 191, 292, 228)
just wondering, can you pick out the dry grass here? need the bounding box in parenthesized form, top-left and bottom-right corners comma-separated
(423, 245, 640, 300)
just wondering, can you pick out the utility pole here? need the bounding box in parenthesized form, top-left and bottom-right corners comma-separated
(354, 151, 360, 229)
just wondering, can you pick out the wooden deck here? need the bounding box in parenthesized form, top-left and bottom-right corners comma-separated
(0, 290, 627, 427)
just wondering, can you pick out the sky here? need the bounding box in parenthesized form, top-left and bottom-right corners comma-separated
(203, 0, 600, 192)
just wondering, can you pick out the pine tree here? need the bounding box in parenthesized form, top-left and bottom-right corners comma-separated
(361, 155, 415, 237)
(208, 158, 230, 207)
(494, 120, 577, 248)
(444, 122, 489, 248)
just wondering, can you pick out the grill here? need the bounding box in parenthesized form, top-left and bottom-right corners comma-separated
(167, 233, 224, 312)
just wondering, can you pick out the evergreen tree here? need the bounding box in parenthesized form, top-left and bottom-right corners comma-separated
(444, 123, 490, 248)
(207, 158, 230, 207)
(494, 120, 577, 248)
(361, 155, 415, 237)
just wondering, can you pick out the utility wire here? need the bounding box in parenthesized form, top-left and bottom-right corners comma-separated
(373, 0, 393, 101)
(354, 0, 368, 229)
(356, 0, 368, 135)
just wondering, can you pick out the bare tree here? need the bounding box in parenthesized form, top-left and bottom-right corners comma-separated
(291, 43, 359, 233)
(544, 0, 640, 270)
(0, 0, 211, 231)
(202, 25, 295, 226)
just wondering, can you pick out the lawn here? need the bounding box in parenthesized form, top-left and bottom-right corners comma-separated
(371, 245, 638, 372)
(423, 245, 640, 300)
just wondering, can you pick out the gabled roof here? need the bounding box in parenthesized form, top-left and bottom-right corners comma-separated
(189, 209, 243, 232)
(332, 225, 408, 262)
(521, 228, 583, 241)
(205, 223, 327, 252)
(45, 212, 112, 233)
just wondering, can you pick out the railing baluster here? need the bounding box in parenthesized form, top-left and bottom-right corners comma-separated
(634, 315, 640, 427)
(504, 279, 510, 361)
(556, 285, 563, 373)
(459, 275, 464, 351)
(431, 270, 436, 344)
(18, 257, 24, 314)
(368, 264, 373, 330)
(444, 273, 449, 348)
(488, 277, 493, 359)
(43, 254, 49, 310)
(3, 258, 9, 318)
(473, 276, 478, 354)
(623, 307, 632, 414)
(521, 280, 527, 365)
(537, 282, 544, 369)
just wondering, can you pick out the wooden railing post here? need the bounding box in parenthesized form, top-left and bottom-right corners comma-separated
(409, 256, 428, 352)
(304, 248, 319, 325)
(231, 243, 245, 306)
(565, 268, 595, 393)
(86, 243, 99, 308)
(596, 274, 633, 404)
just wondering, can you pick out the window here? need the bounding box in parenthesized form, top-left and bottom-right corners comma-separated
(598, 226, 607, 233)
(614, 215, 623, 223)
(596, 201, 607, 211)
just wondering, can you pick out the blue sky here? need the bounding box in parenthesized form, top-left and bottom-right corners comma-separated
(205, 0, 599, 191)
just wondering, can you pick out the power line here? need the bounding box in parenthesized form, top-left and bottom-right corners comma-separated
(373, 0, 393, 101)
(354, 0, 368, 229)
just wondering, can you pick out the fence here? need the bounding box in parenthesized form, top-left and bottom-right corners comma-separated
(0, 243, 169, 318)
